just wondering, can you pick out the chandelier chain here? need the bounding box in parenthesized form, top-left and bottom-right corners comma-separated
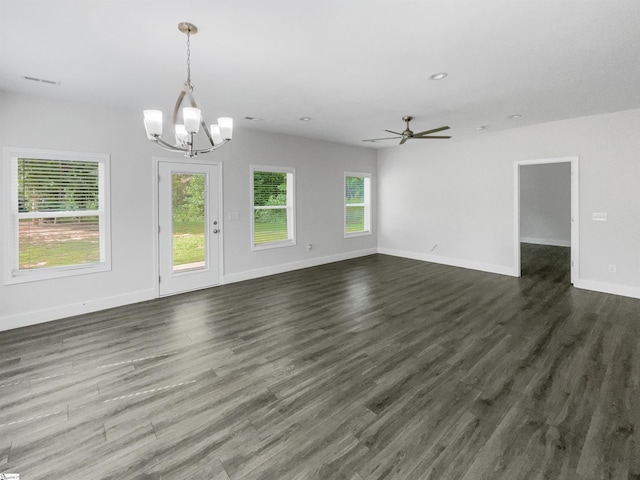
(186, 31, 191, 87)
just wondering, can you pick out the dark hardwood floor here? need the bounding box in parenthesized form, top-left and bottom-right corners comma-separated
(520, 242, 571, 284)
(1, 247, 639, 479)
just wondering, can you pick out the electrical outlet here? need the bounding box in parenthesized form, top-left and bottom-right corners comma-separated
(608, 264, 616, 274)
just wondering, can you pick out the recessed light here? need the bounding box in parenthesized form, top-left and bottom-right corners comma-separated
(476, 125, 488, 131)
(428, 72, 448, 81)
(299, 117, 311, 121)
(508, 114, 522, 119)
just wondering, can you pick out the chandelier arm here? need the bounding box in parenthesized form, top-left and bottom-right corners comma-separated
(150, 135, 191, 153)
(172, 86, 189, 127)
(186, 89, 215, 147)
(191, 138, 231, 155)
(200, 118, 215, 146)
(151, 135, 230, 158)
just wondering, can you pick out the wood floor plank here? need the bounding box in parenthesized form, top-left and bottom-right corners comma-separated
(1, 246, 639, 479)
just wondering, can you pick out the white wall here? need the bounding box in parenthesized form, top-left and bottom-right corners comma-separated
(377, 108, 640, 297)
(2, 90, 637, 330)
(520, 162, 571, 246)
(0, 91, 377, 331)
(213, 129, 377, 282)
(0, 91, 157, 330)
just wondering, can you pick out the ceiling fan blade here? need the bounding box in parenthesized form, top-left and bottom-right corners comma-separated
(412, 135, 452, 139)
(385, 130, 403, 136)
(412, 126, 450, 136)
(399, 137, 409, 145)
(362, 136, 401, 142)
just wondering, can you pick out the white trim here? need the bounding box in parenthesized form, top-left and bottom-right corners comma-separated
(2, 146, 112, 285)
(17, 210, 99, 220)
(250, 165, 297, 250)
(152, 158, 161, 298)
(250, 238, 297, 251)
(377, 246, 640, 300)
(514, 156, 579, 283)
(217, 162, 225, 289)
(153, 157, 224, 297)
(520, 237, 571, 247)
(377, 247, 517, 277)
(344, 171, 372, 238)
(345, 230, 372, 239)
(223, 248, 377, 284)
(574, 280, 640, 300)
(0, 288, 155, 332)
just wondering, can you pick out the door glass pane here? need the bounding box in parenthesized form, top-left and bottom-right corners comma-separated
(172, 173, 206, 272)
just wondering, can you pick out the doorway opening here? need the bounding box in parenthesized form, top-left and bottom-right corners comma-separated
(513, 157, 579, 284)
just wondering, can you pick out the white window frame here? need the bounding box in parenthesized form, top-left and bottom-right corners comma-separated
(250, 165, 296, 250)
(2, 146, 111, 285)
(344, 171, 372, 238)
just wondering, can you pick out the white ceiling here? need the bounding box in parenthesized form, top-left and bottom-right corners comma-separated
(2, 0, 639, 148)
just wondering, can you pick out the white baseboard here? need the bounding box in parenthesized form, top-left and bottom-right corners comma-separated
(573, 279, 640, 299)
(520, 237, 571, 247)
(0, 288, 156, 332)
(377, 247, 517, 277)
(4, 252, 637, 332)
(223, 248, 378, 285)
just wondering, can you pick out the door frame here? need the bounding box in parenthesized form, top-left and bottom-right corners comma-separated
(513, 156, 579, 284)
(152, 156, 224, 297)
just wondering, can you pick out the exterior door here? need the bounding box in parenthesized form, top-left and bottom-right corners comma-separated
(158, 161, 221, 296)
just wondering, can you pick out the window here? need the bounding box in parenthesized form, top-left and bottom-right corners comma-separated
(251, 166, 295, 249)
(345, 172, 371, 237)
(3, 147, 110, 283)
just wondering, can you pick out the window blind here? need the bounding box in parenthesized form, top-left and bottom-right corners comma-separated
(14, 158, 104, 271)
(346, 175, 370, 234)
(252, 169, 294, 247)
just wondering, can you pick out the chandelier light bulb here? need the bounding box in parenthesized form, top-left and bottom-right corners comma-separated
(175, 124, 188, 145)
(218, 117, 233, 140)
(183, 107, 201, 133)
(210, 124, 223, 145)
(143, 110, 163, 139)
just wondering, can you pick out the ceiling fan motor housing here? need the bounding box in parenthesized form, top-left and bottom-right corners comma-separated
(362, 116, 451, 144)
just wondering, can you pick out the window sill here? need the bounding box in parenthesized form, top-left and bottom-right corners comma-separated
(252, 239, 297, 251)
(5, 262, 111, 285)
(345, 231, 372, 239)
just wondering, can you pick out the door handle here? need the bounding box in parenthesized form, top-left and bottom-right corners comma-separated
(213, 228, 220, 234)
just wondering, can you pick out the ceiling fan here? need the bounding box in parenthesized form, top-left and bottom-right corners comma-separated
(363, 116, 451, 145)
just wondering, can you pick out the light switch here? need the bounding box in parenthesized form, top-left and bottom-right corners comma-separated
(592, 212, 607, 221)
(228, 211, 239, 221)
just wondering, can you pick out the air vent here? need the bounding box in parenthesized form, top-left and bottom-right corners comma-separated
(22, 75, 60, 86)
(243, 116, 263, 122)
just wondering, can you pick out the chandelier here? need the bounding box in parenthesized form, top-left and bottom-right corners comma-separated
(143, 22, 233, 158)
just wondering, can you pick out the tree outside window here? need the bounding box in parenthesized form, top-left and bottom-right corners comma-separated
(345, 172, 371, 236)
(251, 166, 295, 249)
